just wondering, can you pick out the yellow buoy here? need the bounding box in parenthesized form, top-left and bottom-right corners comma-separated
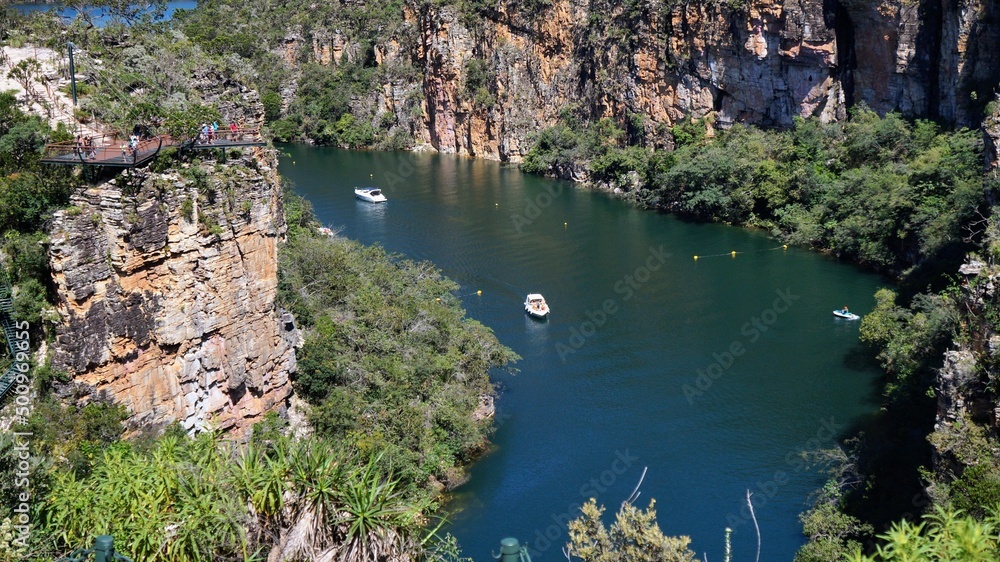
(731, 251, 737, 257)
(477, 290, 482, 296)
(496, 203, 499, 207)
(783, 244, 788, 250)
(693, 255, 699, 260)
(564, 222, 568, 228)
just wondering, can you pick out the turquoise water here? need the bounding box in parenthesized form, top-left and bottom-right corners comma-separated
(278, 145, 889, 561)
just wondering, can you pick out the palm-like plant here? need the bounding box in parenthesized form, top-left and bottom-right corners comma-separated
(268, 439, 346, 561)
(42, 430, 446, 562)
(334, 455, 426, 562)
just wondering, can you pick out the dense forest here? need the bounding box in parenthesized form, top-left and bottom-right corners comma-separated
(2, 0, 1000, 560)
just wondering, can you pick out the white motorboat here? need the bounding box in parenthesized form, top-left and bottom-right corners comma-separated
(833, 309, 860, 320)
(524, 294, 550, 318)
(355, 187, 387, 203)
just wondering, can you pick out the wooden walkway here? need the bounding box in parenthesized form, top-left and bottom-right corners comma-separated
(40, 128, 265, 168)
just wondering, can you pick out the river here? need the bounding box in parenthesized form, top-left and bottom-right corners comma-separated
(278, 145, 888, 562)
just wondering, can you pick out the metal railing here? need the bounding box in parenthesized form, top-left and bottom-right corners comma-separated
(188, 127, 264, 147)
(0, 264, 22, 402)
(41, 133, 170, 165)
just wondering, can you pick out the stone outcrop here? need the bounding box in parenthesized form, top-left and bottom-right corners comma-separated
(984, 93, 1000, 172)
(48, 150, 297, 434)
(285, 0, 1000, 162)
(927, 263, 1000, 497)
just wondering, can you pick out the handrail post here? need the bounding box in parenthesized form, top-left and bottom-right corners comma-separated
(92, 535, 113, 562)
(494, 538, 532, 562)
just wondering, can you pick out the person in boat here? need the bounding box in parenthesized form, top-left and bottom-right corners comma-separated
(841, 306, 849, 314)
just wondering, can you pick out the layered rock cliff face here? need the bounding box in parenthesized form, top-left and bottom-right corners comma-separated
(48, 150, 297, 434)
(985, 94, 1000, 172)
(286, 0, 1000, 162)
(927, 262, 1000, 501)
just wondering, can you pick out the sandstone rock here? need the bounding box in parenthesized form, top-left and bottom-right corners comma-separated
(49, 153, 297, 436)
(290, 0, 1000, 161)
(985, 93, 1000, 172)
(936, 349, 977, 423)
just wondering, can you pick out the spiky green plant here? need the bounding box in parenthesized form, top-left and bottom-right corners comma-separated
(335, 455, 427, 562)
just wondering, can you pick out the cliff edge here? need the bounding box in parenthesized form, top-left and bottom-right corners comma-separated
(47, 149, 298, 434)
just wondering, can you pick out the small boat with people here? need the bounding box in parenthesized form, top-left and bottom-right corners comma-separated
(524, 294, 550, 319)
(355, 187, 387, 203)
(833, 307, 860, 320)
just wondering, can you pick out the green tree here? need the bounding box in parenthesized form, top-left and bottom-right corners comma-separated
(851, 506, 1000, 561)
(565, 499, 697, 562)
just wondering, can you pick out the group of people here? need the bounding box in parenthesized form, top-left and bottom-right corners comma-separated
(73, 135, 98, 159)
(120, 134, 140, 163)
(198, 121, 242, 144)
(200, 122, 218, 143)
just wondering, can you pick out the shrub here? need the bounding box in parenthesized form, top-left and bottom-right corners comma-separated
(180, 198, 194, 222)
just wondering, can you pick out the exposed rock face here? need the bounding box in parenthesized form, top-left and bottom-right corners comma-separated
(928, 265, 1000, 494)
(935, 349, 979, 424)
(290, 0, 1000, 162)
(984, 93, 1000, 172)
(48, 150, 297, 434)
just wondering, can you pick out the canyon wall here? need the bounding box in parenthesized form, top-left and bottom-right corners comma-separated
(287, 0, 1000, 162)
(48, 150, 298, 434)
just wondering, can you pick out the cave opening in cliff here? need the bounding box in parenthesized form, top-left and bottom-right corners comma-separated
(827, 0, 857, 110)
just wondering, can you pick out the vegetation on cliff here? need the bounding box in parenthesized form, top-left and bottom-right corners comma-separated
(0, 91, 74, 331)
(278, 189, 518, 489)
(524, 107, 989, 280)
(173, 0, 419, 149)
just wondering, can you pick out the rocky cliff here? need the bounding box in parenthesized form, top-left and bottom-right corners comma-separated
(925, 261, 1000, 505)
(285, 0, 1000, 162)
(48, 150, 298, 434)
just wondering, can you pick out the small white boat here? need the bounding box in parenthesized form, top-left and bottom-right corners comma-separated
(524, 294, 550, 319)
(355, 187, 387, 203)
(833, 309, 860, 320)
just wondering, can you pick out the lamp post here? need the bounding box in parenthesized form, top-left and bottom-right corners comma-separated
(67, 41, 77, 107)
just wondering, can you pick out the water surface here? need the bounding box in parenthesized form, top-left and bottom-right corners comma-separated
(278, 145, 887, 561)
(11, 1, 196, 24)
